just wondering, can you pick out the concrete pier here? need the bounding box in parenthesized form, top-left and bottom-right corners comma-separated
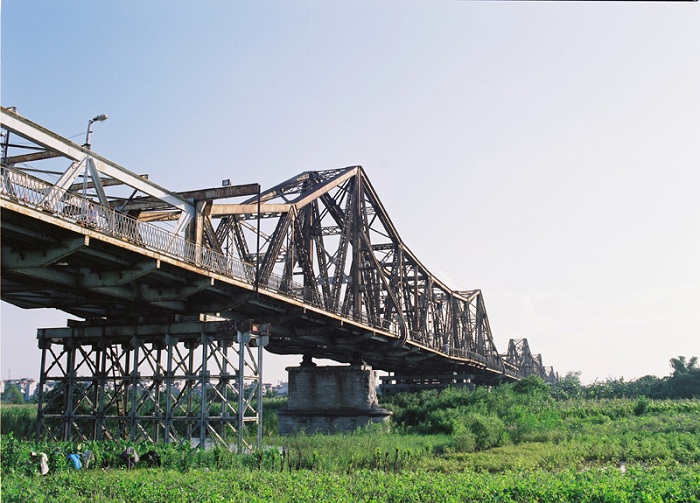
(278, 364, 391, 435)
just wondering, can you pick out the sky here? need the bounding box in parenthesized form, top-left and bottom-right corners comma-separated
(1, 1, 698, 386)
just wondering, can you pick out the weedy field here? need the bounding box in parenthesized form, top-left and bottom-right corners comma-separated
(2, 374, 699, 502)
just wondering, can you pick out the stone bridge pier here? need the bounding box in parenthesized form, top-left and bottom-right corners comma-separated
(278, 359, 391, 435)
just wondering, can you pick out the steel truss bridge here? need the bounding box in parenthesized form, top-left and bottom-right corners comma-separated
(1, 107, 556, 445)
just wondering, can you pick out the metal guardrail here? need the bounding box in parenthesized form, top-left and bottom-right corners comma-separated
(1, 167, 514, 377)
(0, 167, 254, 279)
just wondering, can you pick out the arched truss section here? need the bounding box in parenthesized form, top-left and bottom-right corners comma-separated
(502, 338, 557, 382)
(211, 167, 503, 369)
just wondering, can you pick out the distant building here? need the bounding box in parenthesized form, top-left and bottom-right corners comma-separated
(273, 381, 288, 396)
(2, 378, 37, 401)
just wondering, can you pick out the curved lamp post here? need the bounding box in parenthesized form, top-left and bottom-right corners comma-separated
(84, 114, 108, 150)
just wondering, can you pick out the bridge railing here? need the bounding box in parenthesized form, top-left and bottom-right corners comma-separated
(0, 166, 255, 278)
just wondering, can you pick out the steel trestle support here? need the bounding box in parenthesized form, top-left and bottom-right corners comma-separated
(35, 319, 270, 451)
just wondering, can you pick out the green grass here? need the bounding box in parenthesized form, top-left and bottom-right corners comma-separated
(2, 465, 699, 503)
(0, 403, 37, 440)
(2, 388, 699, 502)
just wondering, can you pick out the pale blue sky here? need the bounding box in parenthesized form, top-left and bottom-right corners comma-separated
(2, 1, 699, 385)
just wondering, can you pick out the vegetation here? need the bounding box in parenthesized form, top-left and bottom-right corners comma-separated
(0, 356, 698, 502)
(2, 465, 699, 503)
(1, 383, 26, 404)
(549, 355, 700, 401)
(0, 404, 36, 440)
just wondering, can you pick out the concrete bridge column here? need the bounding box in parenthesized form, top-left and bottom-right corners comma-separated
(278, 361, 391, 435)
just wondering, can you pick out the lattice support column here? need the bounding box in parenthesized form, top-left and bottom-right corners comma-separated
(35, 319, 270, 449)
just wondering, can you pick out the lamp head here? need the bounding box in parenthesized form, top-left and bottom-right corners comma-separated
(91, 114, 108, 123)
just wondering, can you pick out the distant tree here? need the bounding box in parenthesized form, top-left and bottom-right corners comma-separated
(550, 357, 699, 401)
(630, 375, 662, 398)
(583, 377, 638, 398)
(1, 383, 25, 404)
(549, 371, 582, 400)
(666, 355, 700, 399)
(670, 356, 698, 376)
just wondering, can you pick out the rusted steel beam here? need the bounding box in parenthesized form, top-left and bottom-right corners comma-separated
(113, 183, 261, 212)
(2, 150, 62, 165)
(177, 184, 260, 201)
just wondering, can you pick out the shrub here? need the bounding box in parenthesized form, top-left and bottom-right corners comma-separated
(512, 375, 549, 396)
(450, 431, 477, 453)
(634, 396, 650, 416)
(464, 413, 508, 451)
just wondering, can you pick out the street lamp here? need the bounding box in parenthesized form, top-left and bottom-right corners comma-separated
(84, 114, 108, 150)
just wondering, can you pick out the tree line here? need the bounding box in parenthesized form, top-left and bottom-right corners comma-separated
(550, 355, 700, 400)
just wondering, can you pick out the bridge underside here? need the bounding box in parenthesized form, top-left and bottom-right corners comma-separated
(2, 202, 506, 385)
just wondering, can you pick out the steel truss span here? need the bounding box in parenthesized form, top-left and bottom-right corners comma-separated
(1, 105, 557, 436)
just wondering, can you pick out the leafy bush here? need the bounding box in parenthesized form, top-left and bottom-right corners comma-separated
(512, 375, 549, 396)
(633, 396, 649, 416)
(463, 412, 508, 450)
